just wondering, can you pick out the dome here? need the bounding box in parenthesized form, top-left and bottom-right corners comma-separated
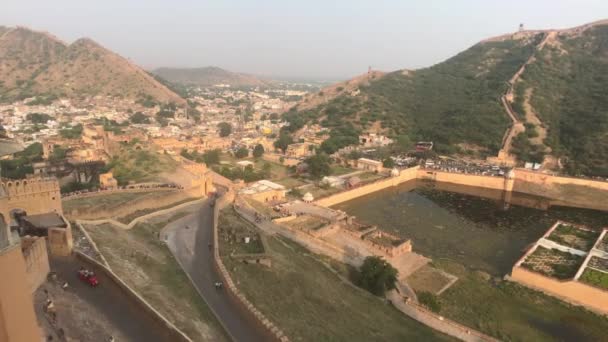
(302, 192, 314, 202)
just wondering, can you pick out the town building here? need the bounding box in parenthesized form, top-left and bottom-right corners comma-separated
(357, 158, 383, 173)
(99, 172, 118, 189)
(239, 180, 286, 203)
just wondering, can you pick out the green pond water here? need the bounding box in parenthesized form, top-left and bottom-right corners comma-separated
(334, 181, 608, 341)
(334, 181, 608, 276)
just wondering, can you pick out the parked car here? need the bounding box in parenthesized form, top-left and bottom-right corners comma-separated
(78, 267, 99, 287)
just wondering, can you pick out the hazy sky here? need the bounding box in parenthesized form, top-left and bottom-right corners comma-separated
(2, 0, 607, 80)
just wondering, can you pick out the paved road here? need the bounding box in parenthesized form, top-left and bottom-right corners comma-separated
(50, 256, 166, 342)
(164, 198, 270, 342)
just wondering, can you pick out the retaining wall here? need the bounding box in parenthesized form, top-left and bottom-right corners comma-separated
(418, 169, 511, 191)
(74, 251, 193, 342)
(314, 166, 419, 207)
(66, 188, 198, 220)
(510, 267, 608, 315)
(513, 169, 608, 211)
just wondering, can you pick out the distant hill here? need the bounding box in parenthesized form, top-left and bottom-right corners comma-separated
(290, 19, 608, 176)
(0, 26, 184, 104)
(151, 66, 273, 87)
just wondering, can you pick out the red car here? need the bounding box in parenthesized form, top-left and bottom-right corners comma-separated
(78, 268, 99, 287)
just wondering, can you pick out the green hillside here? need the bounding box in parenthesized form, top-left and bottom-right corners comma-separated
(290, 33, 543, 156)
(515, 25, 608, 176)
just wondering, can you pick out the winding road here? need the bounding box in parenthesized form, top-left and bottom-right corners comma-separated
(163, 198, 270, 342)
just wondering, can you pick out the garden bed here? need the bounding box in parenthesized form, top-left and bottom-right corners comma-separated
(521, 246, 584, 280)
(546, 223, 600, 251)
(579, 268, 608, 290)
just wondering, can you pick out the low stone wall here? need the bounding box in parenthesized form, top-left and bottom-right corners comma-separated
(272, 215, 297, 224)
(314, 166, 419, 207)
(74, 251, 193, 342)
(212, 191, 288, 342)
(67, 188, 197, 220)
(510, 267, 608, 315)
(22, 236, 50, 293)
(61, 187, 176, 201)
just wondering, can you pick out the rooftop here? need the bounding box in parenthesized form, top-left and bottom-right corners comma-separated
(22, 212, 66, 229)
(240, 179, 286, 195)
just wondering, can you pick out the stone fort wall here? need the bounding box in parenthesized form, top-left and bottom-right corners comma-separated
(21, 236, 50, 294)
(0, 178, 63, 219)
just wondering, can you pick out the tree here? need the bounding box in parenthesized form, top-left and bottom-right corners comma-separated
(218, 122, 232, 137)
(394, 134, 413, 152)
(203, 149, 221, 165)
(253, 144, 265, 158)
(130, 112, 150, 124)
(418, 292, 441, 313)
(382, 157, 395, 168)
(274, 132, 293, 153)
(262, 162, 272, 178)
(356, 256, 398, 296)
(305, 153, 331, 179)
(234, 147, 249, 159)
(50, 145, 68, 162)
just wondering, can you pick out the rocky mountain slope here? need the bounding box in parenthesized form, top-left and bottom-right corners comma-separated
(0, 26, 184, 104)
(290, 20, 608, 176)
(151, 66, 272, 87)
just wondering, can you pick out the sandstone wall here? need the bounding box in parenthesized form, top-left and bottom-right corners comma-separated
(511, 267, 608, 315)
(513, 169, 608, 211)
(314, 166, 419, 207)
(1, 178, 63, 219)
(21, 237, 50, 294)
(67, 189, 196, 220)
(0, 244, 43, 342)
(418, 170, 510, 191)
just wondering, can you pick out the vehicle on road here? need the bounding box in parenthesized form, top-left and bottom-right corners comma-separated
(214, 281, 223, 289)
(78, 267, 99, 287)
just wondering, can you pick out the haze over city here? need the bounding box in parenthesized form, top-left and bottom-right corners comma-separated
(1, 2, 608, 342)
(2, 0, 607, 79)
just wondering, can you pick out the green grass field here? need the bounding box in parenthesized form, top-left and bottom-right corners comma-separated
(434, 259, 608, 341)
(84, 216, 227, 341)
(218, 211, 453, 341)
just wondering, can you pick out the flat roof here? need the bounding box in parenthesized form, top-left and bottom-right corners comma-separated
(240, 179, 286, 195)
(22, 213, 66, 229)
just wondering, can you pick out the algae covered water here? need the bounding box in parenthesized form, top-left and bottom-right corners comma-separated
(334, 181, 608, 275)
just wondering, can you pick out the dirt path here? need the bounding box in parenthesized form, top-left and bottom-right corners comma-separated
(497, 32, 553, 158)
(522, 88, 550, 150)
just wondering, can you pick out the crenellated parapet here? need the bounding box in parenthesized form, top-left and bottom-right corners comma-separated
(1, 178, 60, 197)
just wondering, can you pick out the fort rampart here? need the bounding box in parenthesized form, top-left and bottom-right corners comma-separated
(21, 236, 49, 294)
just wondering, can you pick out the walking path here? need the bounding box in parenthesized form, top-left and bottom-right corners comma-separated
(496, 32, 553, 160)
